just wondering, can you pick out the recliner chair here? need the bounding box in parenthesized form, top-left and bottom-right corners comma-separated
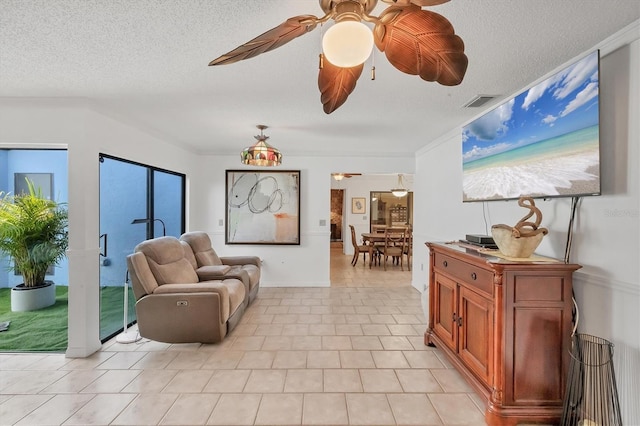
(180, 231, 261, 306)
(126, 236, 246, 343)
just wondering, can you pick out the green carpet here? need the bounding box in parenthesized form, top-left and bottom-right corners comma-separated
(0, 286, 135, 352)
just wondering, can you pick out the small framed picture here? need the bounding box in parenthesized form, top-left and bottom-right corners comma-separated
(352, 197, 366, 214)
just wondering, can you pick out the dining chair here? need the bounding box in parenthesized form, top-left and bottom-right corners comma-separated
(349, 225, 369, 267)
(378, 227, 407, 270)
(403, 228, 413, 271)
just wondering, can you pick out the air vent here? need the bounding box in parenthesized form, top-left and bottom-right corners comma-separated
(463, 95, 497, 108)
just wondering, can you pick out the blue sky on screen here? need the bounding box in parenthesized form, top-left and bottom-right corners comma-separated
(462, 51, 599, 163)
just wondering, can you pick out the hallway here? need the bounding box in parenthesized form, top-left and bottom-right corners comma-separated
(330, 242, 413, 289)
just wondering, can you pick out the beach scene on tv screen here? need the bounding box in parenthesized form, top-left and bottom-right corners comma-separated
(462, 51, 601, 202)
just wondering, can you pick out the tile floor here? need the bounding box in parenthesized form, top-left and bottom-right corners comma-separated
(0, 244, 487, 425)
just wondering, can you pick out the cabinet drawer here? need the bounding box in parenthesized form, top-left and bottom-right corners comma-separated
(434, 252, 493, 296)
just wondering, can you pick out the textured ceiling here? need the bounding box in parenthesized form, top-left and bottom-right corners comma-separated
(1, 1, 639, 156)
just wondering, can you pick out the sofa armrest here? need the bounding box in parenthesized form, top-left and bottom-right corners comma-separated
(196, 265, 231, 281)
(220, 256, 261, 268)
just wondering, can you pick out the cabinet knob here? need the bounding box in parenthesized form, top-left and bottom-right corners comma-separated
(471, 272, 477, 280)
(443, 260, 448, 267)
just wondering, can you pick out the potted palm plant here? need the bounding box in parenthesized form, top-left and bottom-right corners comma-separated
(0, 178, 68, 312)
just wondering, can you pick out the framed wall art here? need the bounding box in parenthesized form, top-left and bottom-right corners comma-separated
(352, 197, 366, 214)
(226, 170, 300, 245)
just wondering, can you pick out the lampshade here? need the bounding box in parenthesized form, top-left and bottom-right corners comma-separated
(391, 174, 408, 197)
(241, 125, 282, 167)
(322, 21, 373, 67)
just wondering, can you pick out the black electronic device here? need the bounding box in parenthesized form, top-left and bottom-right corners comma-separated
(465, 234, 495, 245)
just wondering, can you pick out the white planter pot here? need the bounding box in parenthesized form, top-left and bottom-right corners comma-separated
(11, 281, 56, 312)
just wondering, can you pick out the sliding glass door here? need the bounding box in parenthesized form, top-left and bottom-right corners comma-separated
(98, 154, 185, 342)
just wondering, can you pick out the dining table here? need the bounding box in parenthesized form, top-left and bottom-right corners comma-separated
(362, 228, 413, 269)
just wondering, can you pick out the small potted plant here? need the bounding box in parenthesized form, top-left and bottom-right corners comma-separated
(0, 178, 68, 312)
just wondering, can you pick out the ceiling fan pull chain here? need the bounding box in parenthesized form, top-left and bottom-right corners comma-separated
(371, 50, 376, 80)
(318, 22, 325, 70)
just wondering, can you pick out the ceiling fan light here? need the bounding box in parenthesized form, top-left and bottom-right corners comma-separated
(333, 173, 345, 181)
(322, 21, 373, 68)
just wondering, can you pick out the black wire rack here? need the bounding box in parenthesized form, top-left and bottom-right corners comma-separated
(561, 333, 622, 426)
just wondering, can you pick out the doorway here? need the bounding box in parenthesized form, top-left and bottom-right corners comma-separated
(330, 189, 344, 242)
(98, 154, 185, 342)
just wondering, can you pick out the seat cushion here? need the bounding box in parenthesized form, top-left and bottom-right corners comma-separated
(223, 278, 246, 317)
(228, 264, 260, 291)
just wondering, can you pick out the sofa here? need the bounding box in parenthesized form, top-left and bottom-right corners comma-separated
(126, 235, 259, 344)
(180, 231, 261, 306)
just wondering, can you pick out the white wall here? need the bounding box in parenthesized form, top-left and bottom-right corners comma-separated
(190, 154, 414, 287)
(414, 26, 639, 425)
(0, 99, 199, 357)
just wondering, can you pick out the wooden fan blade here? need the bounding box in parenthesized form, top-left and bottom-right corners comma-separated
(318, 58, 364, 114)
(209, 15, 319, 66)
(381, 0, 450, 6)
(374, 5, 468, 86)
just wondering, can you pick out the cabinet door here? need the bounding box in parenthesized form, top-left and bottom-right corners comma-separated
(459, 286, 494, 386)
(433, 273, 457, 351)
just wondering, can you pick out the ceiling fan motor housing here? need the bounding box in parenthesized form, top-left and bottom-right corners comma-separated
(320, 0, 378, 16)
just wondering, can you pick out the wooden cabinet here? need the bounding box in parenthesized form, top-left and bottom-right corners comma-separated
(425, 242, 581, 426)
(390, 206, 408, 226)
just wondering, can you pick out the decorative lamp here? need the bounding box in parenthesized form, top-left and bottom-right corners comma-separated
(322, 20, 374, 67)
(333, 173, 345, 181)
(391, 174, 408, 197)
(241, 125, 282, 167)
(131, 218, 166, 236)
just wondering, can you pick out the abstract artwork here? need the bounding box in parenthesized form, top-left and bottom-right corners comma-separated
(226, 170, 300, 244)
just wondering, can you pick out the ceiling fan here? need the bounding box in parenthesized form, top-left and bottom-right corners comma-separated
(209, 0, 468, 114)
(332, 172, 362, 180)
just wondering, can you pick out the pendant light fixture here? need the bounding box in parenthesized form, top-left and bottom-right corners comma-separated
(391, 174, 408, 197)
(241, 125, 282, 167)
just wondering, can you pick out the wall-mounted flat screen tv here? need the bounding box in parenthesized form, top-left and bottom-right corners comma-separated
(462, 50, 601, 202)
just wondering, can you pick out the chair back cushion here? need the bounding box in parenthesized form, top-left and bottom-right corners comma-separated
(127, 252, 158, 299)
(181, 240, 198, 270)
(135, 236, 199, 285)
(180, 231, 222, 266)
